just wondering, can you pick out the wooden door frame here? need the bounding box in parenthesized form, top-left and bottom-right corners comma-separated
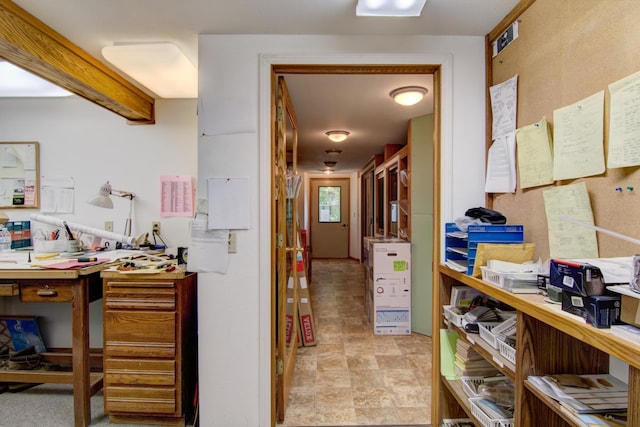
(269, 62, 443, 427)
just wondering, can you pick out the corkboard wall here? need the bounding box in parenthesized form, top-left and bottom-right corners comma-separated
(490, 0, 640, 260)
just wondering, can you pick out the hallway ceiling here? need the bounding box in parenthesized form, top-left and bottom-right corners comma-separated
(12, 0, 519, 173)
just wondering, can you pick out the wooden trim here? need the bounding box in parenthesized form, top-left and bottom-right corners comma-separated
(272, 64, 438, 75)
(0, 0, 154, 123)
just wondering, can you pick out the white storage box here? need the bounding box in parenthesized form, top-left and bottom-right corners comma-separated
(443, 305, 465, 327)
(481, 266, 538, 294)
(469, 397, 514, 427)
(478, 322, 502, 349)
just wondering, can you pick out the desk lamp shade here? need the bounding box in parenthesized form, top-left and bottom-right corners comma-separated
(88, 182, 114, 209)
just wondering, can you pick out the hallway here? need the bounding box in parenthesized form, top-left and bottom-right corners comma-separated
(279, 259, 432, 426)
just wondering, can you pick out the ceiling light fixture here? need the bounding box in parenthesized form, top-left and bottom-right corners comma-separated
(0, 60, 73, 97)
(390, 86, 428, 106)
(102, 42, 197, 98)
(325, 130, 350, 142)
(356, 0, 427, 17)
(323, 161, 338, 168)
(324, 149, 343, 156)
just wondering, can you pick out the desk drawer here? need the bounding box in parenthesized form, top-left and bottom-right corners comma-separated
(105, 358, 176, 386)
(20, 283, 72, 302)
(105, 386, 177, 415)
(104, 281, 177, 310)
(104, 310, 176, 358)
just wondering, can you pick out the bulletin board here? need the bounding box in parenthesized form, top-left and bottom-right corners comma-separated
(0, 142, 39, 209)
(488, 0, 640, 259)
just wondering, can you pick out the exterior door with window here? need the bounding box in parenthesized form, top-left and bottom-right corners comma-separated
(310, 178, 349, 258)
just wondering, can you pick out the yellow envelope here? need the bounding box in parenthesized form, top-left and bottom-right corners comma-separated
(472, 243, 536, 277)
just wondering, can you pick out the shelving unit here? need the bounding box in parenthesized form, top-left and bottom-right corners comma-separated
(433, 264, 640, 426)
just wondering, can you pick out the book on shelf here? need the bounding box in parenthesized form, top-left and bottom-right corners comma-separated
(527, 374, 628, 414)
(454, 361, 500, 378)
(559, 406, 627, 427)
(450, 285, 485, 306)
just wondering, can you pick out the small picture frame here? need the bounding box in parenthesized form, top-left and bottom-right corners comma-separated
(0, 315, 47, 353)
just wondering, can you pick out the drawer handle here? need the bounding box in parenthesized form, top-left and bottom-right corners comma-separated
(36, 289, 58, 297)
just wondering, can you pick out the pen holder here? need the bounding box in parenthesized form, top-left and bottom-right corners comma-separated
(34, 239, 80, 254)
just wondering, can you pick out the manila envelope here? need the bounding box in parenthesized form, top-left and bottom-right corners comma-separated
(472, 243, 536, 277)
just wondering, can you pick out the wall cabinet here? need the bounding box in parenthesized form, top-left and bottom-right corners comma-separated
(432, 265, 640, 426)
(102, 270, 198, 426)
(368, 145, 410, 241)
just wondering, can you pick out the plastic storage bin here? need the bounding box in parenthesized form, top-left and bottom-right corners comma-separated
(469, 397, 514, 427)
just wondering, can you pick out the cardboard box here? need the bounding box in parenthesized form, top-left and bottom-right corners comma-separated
(621, 294, 640, 328)
(561, 291, 622, 328)
(550, 259, 605, 296)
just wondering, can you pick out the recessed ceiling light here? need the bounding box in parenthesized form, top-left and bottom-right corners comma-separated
(389, 86, 428, 106)
(0, 61, 73, 97)
(356, 0, 427, 16)
(325, 130, 350, 142)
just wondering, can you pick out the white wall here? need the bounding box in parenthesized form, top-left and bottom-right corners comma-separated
(0, 97, 197, 345)
(197, 34, 487, 426)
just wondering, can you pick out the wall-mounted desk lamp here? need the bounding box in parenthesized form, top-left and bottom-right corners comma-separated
(88, 181, 136, 236)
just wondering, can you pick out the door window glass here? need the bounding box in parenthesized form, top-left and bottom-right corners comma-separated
(318, 186, 341, 222)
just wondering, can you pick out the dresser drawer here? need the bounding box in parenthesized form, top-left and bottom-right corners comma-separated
(105, 386, 177, 415)
(104, 310, 176, 358)
(105, 358, 176, 386)
(20, 283, 72, 302)
(104, 281, 177, 310)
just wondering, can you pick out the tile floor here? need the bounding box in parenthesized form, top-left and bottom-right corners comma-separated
(279, 258, 432, 426)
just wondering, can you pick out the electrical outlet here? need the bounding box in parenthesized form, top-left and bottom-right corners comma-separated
(104, 221, 113, 232)
(152, 221, 161, 234)
(228, 231, 237, 253)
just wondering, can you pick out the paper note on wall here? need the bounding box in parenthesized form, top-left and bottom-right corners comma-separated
(543, 181, 598, 259)
(484, 132, 516, 193)
(161, 175, 194, 217)
(608, 70, 640, 168)
(490, 74, 518, 140)
(552, 91, 605, 180)
(515, 117, 554, 189)
(207, 177, 250, 230)
(187, 214, 230, 274)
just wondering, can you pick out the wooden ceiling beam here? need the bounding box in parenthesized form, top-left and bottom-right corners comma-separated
(0, 0, 154, 123)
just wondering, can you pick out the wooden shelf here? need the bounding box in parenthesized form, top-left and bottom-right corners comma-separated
(438, 265, 640, 368)
(434, 264, 640, 426)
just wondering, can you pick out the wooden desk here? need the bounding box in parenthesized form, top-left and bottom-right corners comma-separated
(0, 263, 108, 427)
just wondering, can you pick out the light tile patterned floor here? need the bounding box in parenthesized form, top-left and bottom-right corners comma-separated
(279, 259, 432, 426)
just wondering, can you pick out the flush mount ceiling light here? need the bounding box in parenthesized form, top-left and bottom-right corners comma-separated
(390, 86, 428, 106)
(0, 60, 73, 97)
(356, 0, 427, 16)
(102, 42, 197, 98)
(324, 149, 343, 156)
(323, 161, 338, 168)
(325, 130, 350, 142)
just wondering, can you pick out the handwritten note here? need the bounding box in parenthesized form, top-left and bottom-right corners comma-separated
(608, 70, 640, 168)
(552, 91, 605, 180)
(490, 75, 518, 140)
(515, 117, 554, 189)
(543, 181, 598, 258)
(485, 132, 516, 193)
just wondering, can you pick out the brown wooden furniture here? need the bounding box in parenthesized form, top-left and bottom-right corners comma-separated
(101, 269, 197, 426)
(432, 265, 640, 426)
(0, 265, 106, 427)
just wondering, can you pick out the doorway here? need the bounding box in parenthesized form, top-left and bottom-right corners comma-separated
(270, 63, 441, 426)
(310, 178, 350, 259)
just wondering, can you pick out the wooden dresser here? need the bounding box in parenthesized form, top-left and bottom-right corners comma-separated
(101, 269, 197, 426)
